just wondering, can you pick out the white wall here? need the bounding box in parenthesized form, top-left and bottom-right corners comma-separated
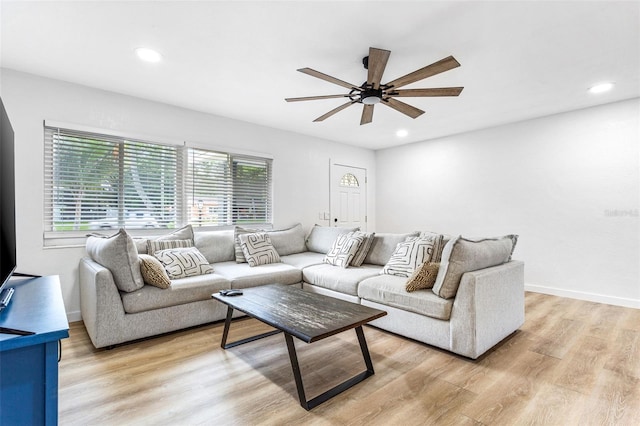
(376, 98, 640, 308)
(0, 69, 376, 320)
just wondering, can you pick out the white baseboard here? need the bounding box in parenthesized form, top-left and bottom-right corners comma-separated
(525, 284, 640, 309)
(66, 310, 82, 323)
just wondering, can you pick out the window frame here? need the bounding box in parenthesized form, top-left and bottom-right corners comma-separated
(43, 121, 274, 247)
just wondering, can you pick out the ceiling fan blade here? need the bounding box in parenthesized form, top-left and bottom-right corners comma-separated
(367, 47, 391, 90)
(382, 98, 425, 119)
(298, 68, 360, 91)
(360, 104, 374, 125)
(285, 94, 352, 102)
(313, 100, 357, 122)
(387, 87, 464, 97)
(384, 56, 461, 90)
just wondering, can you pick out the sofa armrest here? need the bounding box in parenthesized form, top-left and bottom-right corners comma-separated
(79, 257, 127, 347)
(449, 260, 525, 359)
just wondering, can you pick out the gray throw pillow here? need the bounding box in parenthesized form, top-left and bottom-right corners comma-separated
(432, 235, 518, 299)
(86, 228, 144, 293)
(268, 223, 307, 256)
(195, 229, 236, 263)
(306, 225, 360, 254)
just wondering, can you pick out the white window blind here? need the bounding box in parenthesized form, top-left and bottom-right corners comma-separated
(185, 148, 273, 227)
(44, 127, 182, 239)
(44, 125, 273, 244)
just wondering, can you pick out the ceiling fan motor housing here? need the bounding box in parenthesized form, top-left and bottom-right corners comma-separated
(360, 87, 383, 104)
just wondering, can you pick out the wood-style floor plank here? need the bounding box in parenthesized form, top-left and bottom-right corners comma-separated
(58, 293, 640, 425)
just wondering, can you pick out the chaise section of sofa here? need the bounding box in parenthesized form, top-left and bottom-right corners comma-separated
(360, 260, 525, 359)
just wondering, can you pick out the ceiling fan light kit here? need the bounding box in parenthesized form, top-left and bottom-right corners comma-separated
(286, 47, 464, 125)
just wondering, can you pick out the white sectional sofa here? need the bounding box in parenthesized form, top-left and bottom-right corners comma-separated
(79, 223, 524, 359)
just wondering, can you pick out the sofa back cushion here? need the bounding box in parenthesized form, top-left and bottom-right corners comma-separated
(305, 225, 360, 254)
(195, 229, 236, 263)
(86, 228, 144, 293)
(432, 235, 518, 299)
(363, 232, 420, 266)
(267, 223, 307, 256)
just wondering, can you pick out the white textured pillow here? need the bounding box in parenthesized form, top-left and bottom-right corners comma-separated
(324, 232, 366, 268)
(350, 231, 375, 266)
(154, 247, 214, 279)
(136, 224, 195, 254)
(147, 238, 194, 256)
(238, 233, 281, 267)
(381, 237, 436, 278)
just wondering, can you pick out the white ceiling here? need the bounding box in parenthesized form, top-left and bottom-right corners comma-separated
(1, 1, 638, 150)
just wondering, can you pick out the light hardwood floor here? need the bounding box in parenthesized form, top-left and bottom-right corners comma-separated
(59, 292, 640, 425)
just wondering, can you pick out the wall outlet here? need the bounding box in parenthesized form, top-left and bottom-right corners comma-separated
(318, 212, 324, 220)
(323, 212, 330, 220)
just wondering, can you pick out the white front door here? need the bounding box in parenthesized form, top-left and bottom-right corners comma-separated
(330, 164, 367, 230)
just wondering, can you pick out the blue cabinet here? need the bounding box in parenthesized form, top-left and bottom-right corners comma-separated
(0, 276, 69, 425)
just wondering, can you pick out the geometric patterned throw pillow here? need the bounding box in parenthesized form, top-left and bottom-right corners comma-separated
(238, 232, 281, 267)
(323, 232, 366, 268)
(381, 237, 436, 278)
(405, 262, 440, 292)
(153, 247, 214, 279)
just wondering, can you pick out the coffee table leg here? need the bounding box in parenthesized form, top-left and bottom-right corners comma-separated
(356, 325, 374, 374)
(220, 306, 234, 349)
(284, 326, 375, 410)
(219, 306, 282, 349)
(284, 333, 309, 410)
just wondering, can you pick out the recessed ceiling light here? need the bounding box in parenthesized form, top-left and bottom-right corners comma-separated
(135, 47, 162, 63)
(588, 82, 614, 94)
(396, 129, 408, 138)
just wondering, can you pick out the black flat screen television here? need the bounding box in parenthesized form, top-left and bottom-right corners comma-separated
(0, 96, 17, 294)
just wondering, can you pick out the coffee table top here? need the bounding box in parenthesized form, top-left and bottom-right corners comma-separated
(212, 284, 386, 343)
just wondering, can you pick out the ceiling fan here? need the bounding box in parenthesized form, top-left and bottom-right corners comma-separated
(285, 47, 464, 125)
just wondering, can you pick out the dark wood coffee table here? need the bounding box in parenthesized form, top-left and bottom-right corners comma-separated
(212, 283, 387, 410)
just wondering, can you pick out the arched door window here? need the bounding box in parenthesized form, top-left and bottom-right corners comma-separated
(340, 173, 359, 187)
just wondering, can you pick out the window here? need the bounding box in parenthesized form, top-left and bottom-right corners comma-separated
(340, 173, 359, 187)
(185, 148, 272, 227)
(44, 124, 273, 244)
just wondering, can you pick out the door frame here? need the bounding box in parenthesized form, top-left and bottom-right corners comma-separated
(329, 161, 368, 230)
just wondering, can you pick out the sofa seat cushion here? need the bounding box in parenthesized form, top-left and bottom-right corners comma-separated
(280, 252, 325, 269)
(213, 261, 302, 289)
(302, 264, 381, 296)
(358, 275, 454, 320)
(121, 273, 231, 314)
